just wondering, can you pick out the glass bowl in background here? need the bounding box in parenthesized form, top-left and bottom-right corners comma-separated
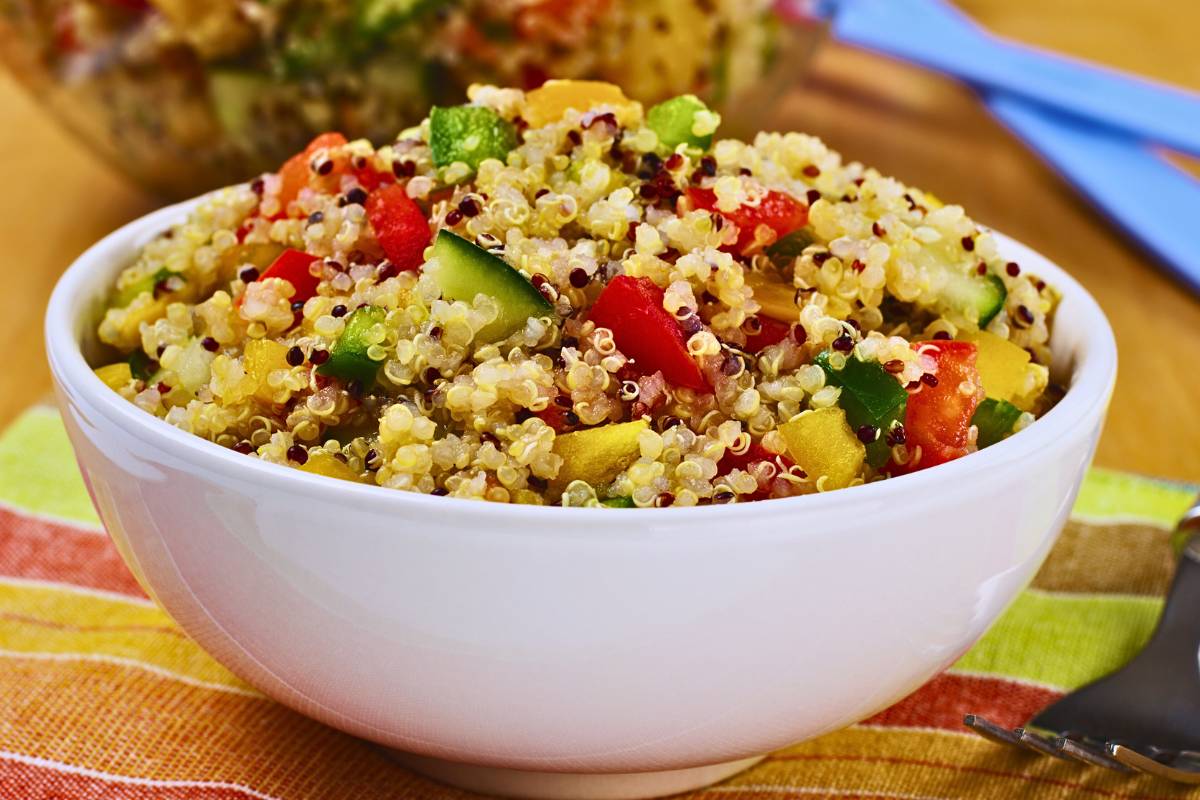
(0, 0, 823, 198)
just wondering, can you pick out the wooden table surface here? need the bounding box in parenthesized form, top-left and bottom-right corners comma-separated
(2, 0, 1199, 481)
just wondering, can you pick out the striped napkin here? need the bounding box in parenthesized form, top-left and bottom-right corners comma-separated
(0, 406, 1195, 800)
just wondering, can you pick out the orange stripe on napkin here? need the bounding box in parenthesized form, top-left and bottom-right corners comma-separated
(863, 672, 1061, 731)
(0, 505, 145, 597)
(0, 656, 460, 799)
(0, 753, 278, 800)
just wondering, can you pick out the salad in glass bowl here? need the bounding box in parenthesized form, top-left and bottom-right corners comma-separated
(0, 0, 816, 197)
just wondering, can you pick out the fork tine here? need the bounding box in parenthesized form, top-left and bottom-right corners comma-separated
(1057, 736, 1132, 771)
(964, 714, 1024, 747)
(1015, 728, 1075, 761)
(1109, 744, 1200, 784)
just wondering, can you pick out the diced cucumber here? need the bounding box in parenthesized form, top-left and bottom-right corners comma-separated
(430, 106, 517, 170)
(815, 350, 907, 468)
(646, 94, 718, 151)
(938, 269, 1007, 328)
(114, 267, 183, 308)
(972, 397, 1022, 448)
(765, 229, 814, 264)
(318, 306, 388, 385)
(601, 496, 636, 508)
(431, 230, 553, 342)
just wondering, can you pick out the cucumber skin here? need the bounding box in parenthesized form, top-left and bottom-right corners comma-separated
(432, 231, 553, 342)
(815, 350, 908, 468)
(318, 306, 388, 385)
(937, 268, 1007, 328)
(977, 274, 1008, 327)
(601, 496, 636, 508)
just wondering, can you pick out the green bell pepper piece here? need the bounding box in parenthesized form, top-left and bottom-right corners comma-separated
(430, 106, 517, 170)
(972, 397, 1023, 448)
(815, 350, 908, 468)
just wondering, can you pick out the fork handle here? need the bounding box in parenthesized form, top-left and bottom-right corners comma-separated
(1031, 495, 1200, 750)
(804, 0, 1200, 157)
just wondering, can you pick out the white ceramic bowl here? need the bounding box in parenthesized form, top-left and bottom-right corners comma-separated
(46, 198, 1116, 800)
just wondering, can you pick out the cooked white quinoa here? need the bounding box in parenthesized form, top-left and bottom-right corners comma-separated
(95, 82, 1059, 507)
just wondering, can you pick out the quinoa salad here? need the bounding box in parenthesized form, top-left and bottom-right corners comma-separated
(2, 0, 788, 197)
(93, 81, 1061, 508)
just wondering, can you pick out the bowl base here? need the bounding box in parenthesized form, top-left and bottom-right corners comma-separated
(387, 751, 765, 800)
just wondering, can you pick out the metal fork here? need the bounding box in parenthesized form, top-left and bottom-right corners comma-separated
(965, 498, 1200, 783)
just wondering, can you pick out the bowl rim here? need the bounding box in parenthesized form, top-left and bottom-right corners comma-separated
(45, 195, 1118, 523)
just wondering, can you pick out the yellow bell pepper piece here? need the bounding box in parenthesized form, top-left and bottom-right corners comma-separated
(297, 452, 363, 483)
(551, 419, 649, 493)
(779, 407, 866, 491)
(94, 363, 133, 391)
(523, 80, 636, 128)
(744, 270, 799, 323)
(960, 330, 1032, 407)
(243, 339, 291, 404)
(106, 295, 168, 351)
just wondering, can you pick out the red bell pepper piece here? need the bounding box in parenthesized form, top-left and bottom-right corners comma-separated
(717, 442, 794, 499)
(899, 340, 985, 472)
(366, 184, 431, 272)
(276, 132, 348, 214)
(743, 315, 791, 354)
(588, 276, 709, 392)
(687, 187, 808, 255)
(258, 249, 321, 304)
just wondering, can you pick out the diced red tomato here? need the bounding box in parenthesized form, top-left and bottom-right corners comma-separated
(687, 187, 808, 255)
(276, 132, 348, 214)
(352, 163, 393, 192)
(366, 184, 431, 272)
(743, 315, 791, 354)
(588, 276, 709, 392)
(258, 249, 321, 304)
(899, 340, 985, 472)
(717, 442, 794, 499)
